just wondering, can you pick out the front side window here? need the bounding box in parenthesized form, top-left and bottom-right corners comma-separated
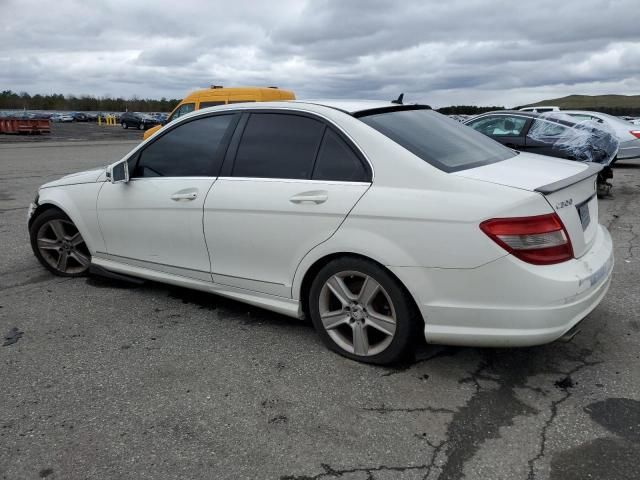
(467, 116, 528, 137)
(133, 114, 235, 178)
(312, 129, 368, 182)
(169, 102, 195, 122)
(359, 108, 515, 172)
(232, 113, 324, 179)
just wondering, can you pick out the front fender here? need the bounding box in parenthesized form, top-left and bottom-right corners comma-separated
(36, 183, 105, 254)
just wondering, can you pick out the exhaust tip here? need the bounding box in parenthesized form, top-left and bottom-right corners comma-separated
(559, 325, 581, 343)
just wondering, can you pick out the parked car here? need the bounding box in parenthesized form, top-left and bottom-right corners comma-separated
(50, 113, 74, 122)
(556, 111, 640, 162)
(464, 111, 618, 194)
(142, 86, 296, 139)
(72, 112, 89, 122)
(120, 112, 160, 130)
(27, 100, 613, 365)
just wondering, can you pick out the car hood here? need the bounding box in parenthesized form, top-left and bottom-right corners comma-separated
(41, 167, 106, 189)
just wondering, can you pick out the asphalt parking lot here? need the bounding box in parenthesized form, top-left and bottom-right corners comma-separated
(1, 139, 639, 480)
(0, 121, 144, 144)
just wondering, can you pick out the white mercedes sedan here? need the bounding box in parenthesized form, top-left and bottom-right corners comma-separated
(27, 100, 613, 364)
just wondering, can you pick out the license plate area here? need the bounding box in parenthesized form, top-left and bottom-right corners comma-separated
(576, 196, 593, 231)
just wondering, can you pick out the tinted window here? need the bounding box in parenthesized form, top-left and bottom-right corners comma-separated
(312, 129, 368, 181)
(360, 108, 515, 172)
(200, 101, 226, 108)
(170, 102, 195, 122)
(228, 100, 256, 104)
(233, 113, 324, 179)
(468, 115, 528, 136)
(134, 115, 234, 178)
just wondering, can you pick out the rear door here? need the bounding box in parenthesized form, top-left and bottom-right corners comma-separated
(203, 112, 371, 297)
(525, 119, 572, 158)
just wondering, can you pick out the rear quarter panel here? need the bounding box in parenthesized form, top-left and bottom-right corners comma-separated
(292, 175, 554, 299)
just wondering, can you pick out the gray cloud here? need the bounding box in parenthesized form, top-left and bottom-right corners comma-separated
(1, 0, 639, 106)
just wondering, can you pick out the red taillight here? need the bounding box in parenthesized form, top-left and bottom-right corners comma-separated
(480, 213, 574, 265)
(630, 130, 640, 139)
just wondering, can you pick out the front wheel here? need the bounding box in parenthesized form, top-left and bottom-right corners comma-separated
(138, 123, 144, 130)
(308, 257, 419, 365)
(29, 209, 91, 277)
(121, 122, 128, 129)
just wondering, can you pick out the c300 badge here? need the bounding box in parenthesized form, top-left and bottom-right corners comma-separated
(556, 198, 573, 209)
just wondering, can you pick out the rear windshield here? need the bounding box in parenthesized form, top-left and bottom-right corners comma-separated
(359, 108, 516, 172)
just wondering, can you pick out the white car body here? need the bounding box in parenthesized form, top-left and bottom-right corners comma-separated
(29, 101, 613, 350)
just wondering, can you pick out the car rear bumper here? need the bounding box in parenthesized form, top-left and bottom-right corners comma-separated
(390, 224, 613, 347)
(617, 139, 640, 160)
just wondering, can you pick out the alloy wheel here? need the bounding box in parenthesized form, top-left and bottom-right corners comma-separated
(36, 219, 90, 274)
(318, 271, 397, 357)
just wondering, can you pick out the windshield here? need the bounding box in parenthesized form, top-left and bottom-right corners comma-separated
(359, 108, 516, 172)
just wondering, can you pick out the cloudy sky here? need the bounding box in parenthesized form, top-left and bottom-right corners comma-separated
(1, 0, 639, 107)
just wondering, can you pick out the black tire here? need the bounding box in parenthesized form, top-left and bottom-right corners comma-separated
(122, 122, 128, 129)
(29, 208, 91, 277)
(308, 257, 420, 365)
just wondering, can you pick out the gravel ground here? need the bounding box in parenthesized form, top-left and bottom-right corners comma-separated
(1, 141, 639, 480)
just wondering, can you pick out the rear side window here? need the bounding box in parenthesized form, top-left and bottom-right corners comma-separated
(233, 113, 324, 179)
(359, 108, 515, 172)
(134, 115, 235, 177)
(528, 119, 569, 137)
(200, 101, 226, 108)
(312, 129, 368, 182)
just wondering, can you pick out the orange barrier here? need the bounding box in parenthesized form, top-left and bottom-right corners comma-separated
(0, 119, 51, 134)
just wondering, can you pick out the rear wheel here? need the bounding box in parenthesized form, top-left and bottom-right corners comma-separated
(309, 257, 419, 365)
(30, 209, 91, 277)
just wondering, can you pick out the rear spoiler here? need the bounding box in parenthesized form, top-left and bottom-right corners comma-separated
(534, 163, 603, 194)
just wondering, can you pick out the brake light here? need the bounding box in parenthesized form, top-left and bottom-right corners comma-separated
(630, 130, 640, 139)
(480, 213, 573, 265)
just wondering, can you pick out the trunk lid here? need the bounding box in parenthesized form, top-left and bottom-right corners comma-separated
(454, 152, 600, 258)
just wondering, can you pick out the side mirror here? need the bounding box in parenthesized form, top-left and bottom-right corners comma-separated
(107, 160, 129, 184)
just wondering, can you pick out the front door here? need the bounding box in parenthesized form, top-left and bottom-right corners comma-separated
(467, 114, 530, 150)
(204, 112, 372, 297)
(97, 113, 238, 280)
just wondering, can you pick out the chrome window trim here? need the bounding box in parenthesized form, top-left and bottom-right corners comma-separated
(216, 177, 371, 186)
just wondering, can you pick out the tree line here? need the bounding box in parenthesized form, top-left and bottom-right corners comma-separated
(3, 90, 640, 116)
(0, 90, 181, 112)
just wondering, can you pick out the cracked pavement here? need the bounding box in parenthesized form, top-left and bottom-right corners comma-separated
(1, 141, 639, 479)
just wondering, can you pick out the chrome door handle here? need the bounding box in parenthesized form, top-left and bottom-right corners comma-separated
(171, 192, 198, 201)
(289, 191, 328, 204)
